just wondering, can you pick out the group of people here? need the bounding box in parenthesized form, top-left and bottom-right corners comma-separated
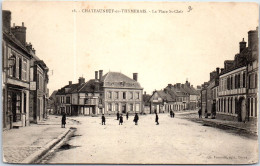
(61, 111, 166, 127)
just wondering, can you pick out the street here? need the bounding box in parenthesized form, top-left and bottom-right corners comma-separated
(42, 113, 258, 164)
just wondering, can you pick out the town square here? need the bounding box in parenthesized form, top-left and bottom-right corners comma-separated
(1, 1, 259, 164)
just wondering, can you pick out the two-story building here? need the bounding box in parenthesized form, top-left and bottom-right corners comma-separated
(102, 72, 143, 114)
(2, 11, 32, 129)
(217, 28, 258, 122)
(55, 70, 143, 116)
(29, 53, 49, 123)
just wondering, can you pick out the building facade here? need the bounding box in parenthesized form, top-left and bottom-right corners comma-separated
(217, 27, 258, 122)
(2, 10, 48, 129)
(55, 71, 143, 116)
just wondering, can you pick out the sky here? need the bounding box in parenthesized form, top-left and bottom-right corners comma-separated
(2, 1, 259, 95)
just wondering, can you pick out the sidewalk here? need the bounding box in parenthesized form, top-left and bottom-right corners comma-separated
(177, 112, 258, 137)
(2, 115, 76, 164)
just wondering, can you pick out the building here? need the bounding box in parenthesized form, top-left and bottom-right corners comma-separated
(149, 89, 174, 114)
(29, 53, 49, 123)
(2, 10, 32, 129)
(2, 10, 49, 129)
(55, 70, 143, 115)
(102, 72, 143, 114)
(217, 27, 258, 122)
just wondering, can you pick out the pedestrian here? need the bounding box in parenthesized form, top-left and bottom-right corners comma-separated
(119, 114, 123, 125)
(61, 113, 66, 128)
(133, 113, 139, 125)
(117, 112, 119, 120)
(126, 112, 129, 120)
(198, 108, 202, 118)
(172, 111, 175, 118)
(155, 113, 159, 125)
(102, 114, 106, 125)
(205, 109, 208, 118)
(170, 110, 173, 118)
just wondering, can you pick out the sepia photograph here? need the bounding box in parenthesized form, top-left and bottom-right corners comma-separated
(1, 1, 259, 164)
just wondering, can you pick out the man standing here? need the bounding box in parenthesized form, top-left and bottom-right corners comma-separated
(134, 113, 139, 125)
(170, 110, 173, 118)
(102, 114, 106, 125)
(155, 113, 159, 125)
(198, 108, 202, 118)
(119, 114, 123, 125)
(117, 112, 119, 120)
(126, 112, 129, 120)
(61, 113, 66, 128)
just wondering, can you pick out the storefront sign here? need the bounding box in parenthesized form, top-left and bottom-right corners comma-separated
(30, 81, 36, 90)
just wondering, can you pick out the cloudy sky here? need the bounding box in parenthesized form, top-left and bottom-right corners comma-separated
(3, 1, 258, 94)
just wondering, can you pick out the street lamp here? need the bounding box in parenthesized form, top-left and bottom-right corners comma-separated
(4, 55, 16, 70)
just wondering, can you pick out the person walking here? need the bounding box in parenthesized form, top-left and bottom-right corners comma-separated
(61, 113, 66, 128)
(198, 108, 202, 118)
(133, 113, 139, 125)
(102, 114, 106, 125)
(170, 110, 173, 118)
(205, 109, 208, 118)
(126, 112, 129, 120)
(155, 113, 159, 125)
(117, 112, 119, 120)
(119, 114, 123, 125)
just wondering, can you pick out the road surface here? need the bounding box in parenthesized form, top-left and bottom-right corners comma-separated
(43, 113, 258, 164)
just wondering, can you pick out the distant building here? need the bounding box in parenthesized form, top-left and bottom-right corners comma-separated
(55, 71, 143, 115)
(149, 90, 174, 114)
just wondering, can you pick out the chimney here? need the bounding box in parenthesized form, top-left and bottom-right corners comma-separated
(78, 77, 85, 84)
(239, 38, 247, 53)
(11, 22, 27, 46)
(168, 84, 172, 87)
(99, 70, 103, 81)
(133, 73, 138, 81)
(32, 48, 36, 54)
(220, 68, 224, 73)
(69, 81, 72, 85)
(95, 71, 98, 81)
(248, 27, 258, 50)
(2, 10, 11, 31)
(176, 83, 181, 88)
(216, 67, 220, 74)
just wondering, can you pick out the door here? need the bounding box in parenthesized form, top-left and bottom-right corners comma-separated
(241, 99, 246, 122)
(122, 104, 126, 113)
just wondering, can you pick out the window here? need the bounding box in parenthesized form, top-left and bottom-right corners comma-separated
(136, 92, 140, 99)
(123, 92, 126, 99)
(115, 92, 119, 99)
(255, 73, 258, 88)
(136, 104, 140, 112)
(66, 96, 70, 104)
(108, 103, 112, 111)
(107, 92, 112, 99)
(130, 104, 133, 111)
(230, 77, 233, 89)
(22, 59, 27, 81)
(227, 77, 230, 90)
(237, 74, 240, 88)
(18, 58, 22, 79)
(129, 92, 133, 99)
(115, 103, 119, 112)
(243, 73, 246, 88)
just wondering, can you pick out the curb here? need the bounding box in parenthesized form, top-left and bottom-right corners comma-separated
(201, 120, 257, 136)
(21, 128, 72, 164)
